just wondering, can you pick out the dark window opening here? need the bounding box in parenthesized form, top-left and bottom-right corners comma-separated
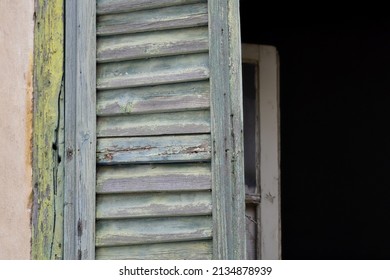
(243, 63, 258, 194)
(240, 5, 390, 260)
(243, 62, 259, 259)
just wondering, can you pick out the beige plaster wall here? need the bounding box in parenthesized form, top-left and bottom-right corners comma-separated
(0, 0, 34, 259)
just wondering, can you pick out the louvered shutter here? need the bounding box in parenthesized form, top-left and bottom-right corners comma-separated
(65, 0, 245, 260)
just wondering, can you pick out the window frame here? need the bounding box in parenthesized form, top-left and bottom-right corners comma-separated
(242, 44, 281, 260)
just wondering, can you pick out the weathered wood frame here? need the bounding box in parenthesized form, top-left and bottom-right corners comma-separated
(209, 0, 246, 259)
(32, 0, 65, 260)
(64, 0, 96, 259)
(258, 45, 281, 260)
(33, 0, 245, 260)
(242, 44, 281, 260)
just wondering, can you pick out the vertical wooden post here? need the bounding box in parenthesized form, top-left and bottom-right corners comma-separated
(32, 0, 65, 260)
(209, 0, 246, 259)
(64, 0, 96, 260)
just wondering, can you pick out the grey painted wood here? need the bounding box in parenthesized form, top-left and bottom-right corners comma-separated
(97, 110, 210, 137)
(94, 0, 213, 260)
(97, 134, 211, 164)
(97, 81, 210, 116)
(64, 0, 77, 260)
(97, 3, 208, 35)
(95, 241, 212, 260)
(96, 216, 212, 246)
(209, 0, 246, 259)
(75, 0, 96, 260)
(64, 0, 96, 260)
(245, 205, 257, 260)
(97, 27, 208, 62)
(227, 0, 247, 260)
(97, 0, 206, 15)
(97, 53, 209, 90)
(96, 191, 212, 219)
(96, 163, 211, 194)
(245, 194, 261, 204)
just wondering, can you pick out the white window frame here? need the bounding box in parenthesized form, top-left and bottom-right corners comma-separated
(242, 44, 281, 259)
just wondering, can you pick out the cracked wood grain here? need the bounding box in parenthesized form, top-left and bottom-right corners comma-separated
(97, 27, 208, 62)
(96, 53, 209, 90)
(97, 81, 210, 116)
(97, 134, 211, 164)
(95, 240, 212, 260)
(96, 163, 211, 193)
(64, 0, 96, 260)
(96, 191, 212, 219)
(95, 0, 213, 261)
(97, 110, 210, 137)
(209, 0, 246, 259)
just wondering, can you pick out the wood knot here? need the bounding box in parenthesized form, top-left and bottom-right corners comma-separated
(66, 147, 73, 160)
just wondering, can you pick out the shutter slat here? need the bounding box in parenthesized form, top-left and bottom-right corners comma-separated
(97, 0, 206, 15)
(97, 53, 209, 90)
(96, 192, 212, 219)
(97, 3, 208, 35)
(97, 110, 210, 137)
(96, 163, 211, 194)
(97, 134, 211, 164)
(97, 81, 210, 116)
(97, 27, 208, 62)
(95, 241, 212, 260)
(96, 216, 212, 247)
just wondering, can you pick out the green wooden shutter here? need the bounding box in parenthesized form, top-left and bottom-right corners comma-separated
(65, 0, 245, 260)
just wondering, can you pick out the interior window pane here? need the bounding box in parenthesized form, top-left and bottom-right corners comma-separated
(243, 62, 257, 194)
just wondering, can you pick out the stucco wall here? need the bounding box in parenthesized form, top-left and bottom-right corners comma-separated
(0, 0, 34, 259)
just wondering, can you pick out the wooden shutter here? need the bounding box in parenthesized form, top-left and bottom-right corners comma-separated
(65, 0, 245, 260)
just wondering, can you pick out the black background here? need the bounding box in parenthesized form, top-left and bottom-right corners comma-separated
(240, 3, 390, 259)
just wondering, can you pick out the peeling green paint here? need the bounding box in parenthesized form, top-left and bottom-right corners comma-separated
(32, 0, 64, 260)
